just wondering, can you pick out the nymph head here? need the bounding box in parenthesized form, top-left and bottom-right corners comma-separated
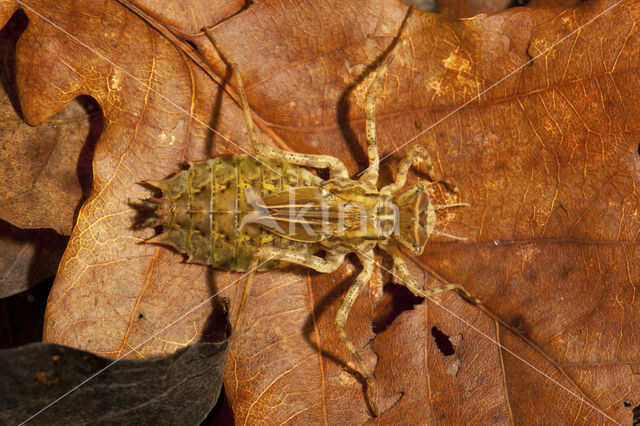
(392, 182, 436, 255)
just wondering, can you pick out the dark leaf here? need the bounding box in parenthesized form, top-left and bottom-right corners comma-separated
(0, 339, 230, 425)
(0, 222, 66, 298)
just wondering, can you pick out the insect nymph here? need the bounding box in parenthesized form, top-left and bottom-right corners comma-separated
(140, 6, 477, 416)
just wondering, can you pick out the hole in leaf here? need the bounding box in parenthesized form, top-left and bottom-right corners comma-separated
(431, 326, 455, 356)
(633, 403, 640, 425)
(372, 283, 422, 334)
(508, 0, 531, 7)
(625, 401, 632, 408)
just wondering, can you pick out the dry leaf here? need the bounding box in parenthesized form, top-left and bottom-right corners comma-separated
(0, 221, 66, 298)
(437, 0, 511, 18)
(0, 94, 95, 235)
(0, 11, 96, 236)
(434, 0, 583, 23)
(0, 11, 84, 298)
(0, 339, 229, 424)
(527, 0, 581, 8)
(3, 0, 639, 423)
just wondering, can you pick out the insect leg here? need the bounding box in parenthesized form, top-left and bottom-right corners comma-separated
(203, 29, 350, 179)
(234, 254, 260, 337)
(258, 146, 349, 179)
(380, 144, 457, 195)
(334, 250, 380, 416)
(240, 248, 380, 414)
(234, 248, 345, 335)
(203, 28, 262, 153)
(259, 247, 346, 273)
(384, 244, 481, 304)
(360, 5, 415, 186)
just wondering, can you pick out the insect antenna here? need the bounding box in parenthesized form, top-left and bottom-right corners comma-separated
(430, 202, 469, 240)
(431, 229, 467, 240)
(432, 202, 471, 210)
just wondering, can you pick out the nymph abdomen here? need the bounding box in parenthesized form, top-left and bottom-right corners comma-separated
(145, 155, 319, 271)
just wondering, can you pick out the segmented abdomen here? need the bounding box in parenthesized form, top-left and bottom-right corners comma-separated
(153, 155, 319, 271)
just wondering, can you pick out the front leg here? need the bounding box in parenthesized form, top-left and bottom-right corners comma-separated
(360, 5, 415, 186)
(382, 244, 480, 304)
(380, 144, 457, 196)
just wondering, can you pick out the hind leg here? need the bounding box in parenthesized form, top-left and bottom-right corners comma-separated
(334, 250, 380, 416)
(203, 30, 350, 179)
(233, 248, 345, 335)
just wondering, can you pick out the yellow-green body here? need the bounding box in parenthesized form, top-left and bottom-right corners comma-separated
(139, 6, 474, 416)
(151, 155, 322, 270)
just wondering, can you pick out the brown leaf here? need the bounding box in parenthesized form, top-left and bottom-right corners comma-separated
(436, 0, 511, 18)
(0, 221, 66, 298)
(7, 0, 247, 359)
(0, 93, 94, 235)
(121, 0, 245, 33)
(0, 339, 230, 424)
(4, 0, 639, 423)
(434, 0, 583, 19)
(527, 0, 581, 8)
(0, 11, 96, 235)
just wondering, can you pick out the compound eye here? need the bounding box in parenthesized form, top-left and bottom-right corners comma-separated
(413, 226, 427, 252)
(415, 190, 429, 214)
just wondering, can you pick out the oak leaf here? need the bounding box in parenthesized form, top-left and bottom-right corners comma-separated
(0, 222, 66, 298)
(0, 11, 96, 236)
(0, 12, 89, 297)
(2, 0, 639, 423)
